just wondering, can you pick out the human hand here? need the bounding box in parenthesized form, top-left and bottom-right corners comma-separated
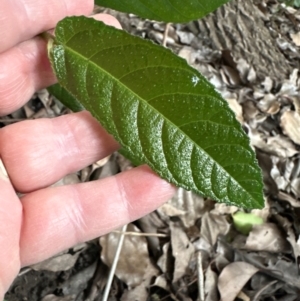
(0, 0, 175, 297)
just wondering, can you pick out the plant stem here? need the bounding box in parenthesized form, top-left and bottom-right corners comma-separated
(39, 31, 55, 42)
(197, 251, 204, 301)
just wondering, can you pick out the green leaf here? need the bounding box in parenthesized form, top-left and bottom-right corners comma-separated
(47, 83, 85, 112)
(233, 212, 264, 235)
(95, 0, 230, 22)
(48, 16, 264, 209)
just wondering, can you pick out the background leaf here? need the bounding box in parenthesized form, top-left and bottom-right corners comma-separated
(48, 16, 264, 209)
(233, 212, 264, 235)
(95, 0, 231, 22)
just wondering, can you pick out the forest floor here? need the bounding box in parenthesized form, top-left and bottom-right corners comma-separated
(3, 1, 300, 300)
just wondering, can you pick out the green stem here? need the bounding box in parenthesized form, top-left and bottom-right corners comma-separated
(39, 31, 55, 42)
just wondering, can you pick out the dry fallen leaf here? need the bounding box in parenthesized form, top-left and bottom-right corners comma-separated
(278, 191, 300, 208)
(226, 98, 244, 124)
(211, 203, 238, 215)
(281, 110, 300, 145)
(158, 188, 208, 228)
(153, 274, 168, 290)
(245, 223, 290, 253)
(201, 212, 230, 246)
(157, 242, 170, 274)
(120, 262, 158, 301)
(178, 46, 197, 65)
(100, 223, 153, 288)
(41, 295, 75, 301)
(137, 212, 167, 259)
(220, 66, 242, 86)
(204, 265, 219, 301)
(218, 262, 259, 301)
(276, 215, 300, 262)
(31, 244, 85, 272)
(158, 203, 186, 218)
(177, 30, 195, 45)
(62, 262, 97, 296)
(51, 173, 81, 187)
(257, 94, 280, 115)
(249, 127, 299, 157)
(170, 222, 195, 282)
(31, 253, 80, 273)
(237, 291, 250, 301)
(266, 259, 300, 289)
(290, 32, 300, 46)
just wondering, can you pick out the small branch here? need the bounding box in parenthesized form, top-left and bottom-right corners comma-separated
(112, 230, 167, 237)
(162, 23, 171, 47)
(197, 251, 205, 301)
(102, 224, 128, 301)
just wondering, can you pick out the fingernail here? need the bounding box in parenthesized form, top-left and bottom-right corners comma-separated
(0, 159, 9, 181)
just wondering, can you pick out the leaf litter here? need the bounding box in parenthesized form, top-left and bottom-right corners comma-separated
(3, 0, 300, 300)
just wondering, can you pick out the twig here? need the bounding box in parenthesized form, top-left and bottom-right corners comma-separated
(17, 268, 31, 277)
(197, 251, 205, 301)
(102, 224, 128, 301)
(162, 23, 171, 47)
(112, 230, 167, 237)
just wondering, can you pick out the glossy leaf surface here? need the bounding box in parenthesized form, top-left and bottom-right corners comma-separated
(95, 0, 230, 22)
(48, 16, 264, 209)
(48, 83, 85, 112)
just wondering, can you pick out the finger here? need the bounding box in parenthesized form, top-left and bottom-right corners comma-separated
(0, 160, 22, 297)
(19, 165, 176, 266)
(0, 0, 94, 53)
(0, 36, 54, 115)
(0, 111, 119, 192)
(0, 14, 122, 115)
